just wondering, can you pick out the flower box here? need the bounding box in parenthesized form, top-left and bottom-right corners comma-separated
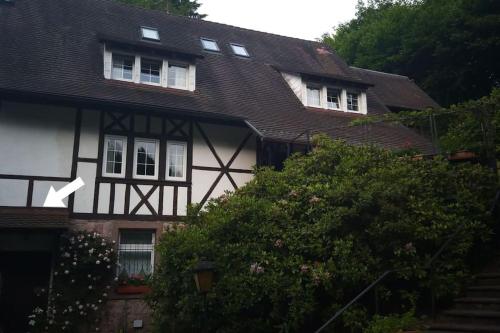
(115, 285, 151, 295)
(448, 150, 477, 161)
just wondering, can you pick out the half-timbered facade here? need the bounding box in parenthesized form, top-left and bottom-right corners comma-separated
(0, 0, 438, 331)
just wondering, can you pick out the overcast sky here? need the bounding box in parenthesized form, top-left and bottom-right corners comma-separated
(199, 0, 358, 41)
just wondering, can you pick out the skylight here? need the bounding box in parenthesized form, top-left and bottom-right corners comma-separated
(141, 27, 160, 41)
(230, 43, 250, 57)
(200, 38, 220, 52)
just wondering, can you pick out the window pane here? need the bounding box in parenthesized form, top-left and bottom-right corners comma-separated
(135, 140, 157, 177)
(168, 143, 185, 178)
(168, 65, 187, 88)
(105, 137, 125, 175)
(307, 87, 321, 106)
(201, 38, 219, 51)
(347, 92, 359, 111)
(327, 89, 341, 109)
(140, 58, 161, 84)
(112, 55, 134, 80)
(141, 27, 159, 41)
(231, 44, 249, 57)
(121, 231, 153, 244)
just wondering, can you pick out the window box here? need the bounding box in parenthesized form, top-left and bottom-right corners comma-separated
(115, 285, 151, 295)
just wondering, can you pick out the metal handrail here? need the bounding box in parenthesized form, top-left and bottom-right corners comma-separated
(314, 189, 500, 333)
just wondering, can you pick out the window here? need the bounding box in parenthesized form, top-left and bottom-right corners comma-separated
(166, 141, 187, 181)
(103, 136, 127, 178)
(200, 38, 220, 52)
(347, 92, 359, 112)
(168, 64, 188, 89)
(230, 43, 249, 57)
(112, 54, 134, 81)
(140, 58, 162, 85)
(306, 86, 321, 107)
(133, 139, 159, 179)
(118, 230, 155, 276)
(327, 88, 342, 110)
(141, 27, 160, 41)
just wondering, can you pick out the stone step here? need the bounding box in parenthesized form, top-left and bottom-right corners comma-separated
(475, 273, 500, 286)
(427, 323, 500, 332)
(467, 286, 500, 298)
(439, 309, 500, 326)
(454, 297, 500, 311)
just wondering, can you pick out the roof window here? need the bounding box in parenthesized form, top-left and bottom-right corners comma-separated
(230, 43, 249, 57)
(200, 38, 220, 52)
(141, 27, 160, 41)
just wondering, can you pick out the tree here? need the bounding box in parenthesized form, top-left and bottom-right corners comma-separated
(148, 136, 497, 332)
(116, 0, 206, 18)
(324, 0, 500, 106)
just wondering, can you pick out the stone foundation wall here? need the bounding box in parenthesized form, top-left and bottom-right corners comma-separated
(68, 219, 177, 333)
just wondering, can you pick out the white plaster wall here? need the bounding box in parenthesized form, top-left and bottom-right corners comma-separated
(98, 183, 111, 214)
(0, 102, 76, 177)
(79, 109, 100, 158)
(177, 187, 188, 216)
(163, 186, 174, 216)
(114, 184, 126, 214)
(0, 179, 28, 206)
(282, 72, 303, 101)
(74, 162, 96, 213)
(32, 180, 69, 207)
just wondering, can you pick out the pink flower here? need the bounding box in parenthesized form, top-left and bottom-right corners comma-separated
(300, 264, 309, 273)
(309, 196, 321, 204)
(274, 239, 284, 248)
(250, 263, 264, 274)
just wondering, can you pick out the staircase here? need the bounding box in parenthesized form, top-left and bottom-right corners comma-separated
(427, 268, 500, 332)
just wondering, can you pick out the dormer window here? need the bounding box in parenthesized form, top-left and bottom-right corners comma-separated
(168, 64, 188, 89)
(200, 38, 220, 52)
(230, 43, 249, 57)
(327, 88, 342, 110)
(112, 54, 134, 81)
(306, 86, 321, 107)
(140, 58, 162, 85)
(347, 92, 359, 112)
(104, 46, 196, 91)
(141, 27, 160, 41)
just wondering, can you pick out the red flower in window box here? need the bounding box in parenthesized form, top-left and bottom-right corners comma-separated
(115, 284, 151, 295)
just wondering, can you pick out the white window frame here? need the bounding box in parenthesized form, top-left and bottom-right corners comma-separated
(104, 49, 196, 92)
(166, 141, 188, 181)
(102, 135, 127, 178)
(306, 86, 322, 107)
(326, 87, 343, 111)
(118, 230, 156, 275)
(346, 91, 361, 113)
(111, 53, 135, 82)
(140, 57, 162, 86)
(133, 138, 160, 180)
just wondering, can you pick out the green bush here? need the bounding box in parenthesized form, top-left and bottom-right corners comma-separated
(364, 310, 420, 333)
(149, 136, 497, 332)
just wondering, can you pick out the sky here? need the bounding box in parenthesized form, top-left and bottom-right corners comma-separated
(199, 0, 359, 41)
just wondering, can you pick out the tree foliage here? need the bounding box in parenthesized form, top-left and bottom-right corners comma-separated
(324, 0, 500, 106)
(149, 136, 497, 332)
(115, 0, 205, 18)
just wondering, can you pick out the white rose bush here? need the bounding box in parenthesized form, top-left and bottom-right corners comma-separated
(28, 231, 117, 333)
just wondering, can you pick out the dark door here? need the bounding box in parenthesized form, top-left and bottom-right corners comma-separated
(0, 252, 52, 333)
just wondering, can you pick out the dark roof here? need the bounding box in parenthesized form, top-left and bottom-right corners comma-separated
(0, 207, 69, 229)
(350, 67, 440, 110)
(0, 0, 437, 153)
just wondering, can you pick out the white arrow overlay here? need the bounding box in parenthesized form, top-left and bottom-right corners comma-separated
(43, 177, 85, 208)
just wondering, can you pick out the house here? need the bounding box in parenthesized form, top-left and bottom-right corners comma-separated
(0, 0, 438, 331)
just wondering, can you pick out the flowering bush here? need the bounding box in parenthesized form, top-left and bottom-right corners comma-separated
(28, 232, 117, 332)
(149, 136, 497, 332)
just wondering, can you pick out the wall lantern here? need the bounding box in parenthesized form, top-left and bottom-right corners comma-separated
(193, 260, 216, 293)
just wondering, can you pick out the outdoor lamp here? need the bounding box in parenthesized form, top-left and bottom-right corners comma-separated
(193, 260, 215, 293)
